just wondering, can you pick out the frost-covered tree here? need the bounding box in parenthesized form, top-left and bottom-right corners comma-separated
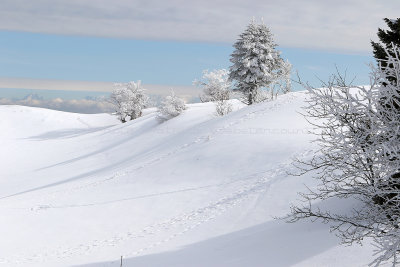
(287, 47, 400, 266)
(110, 81, 148, 123)
(157, 90, 187, 121)
(194, 69, 231, 103)
(214, 99, 233, 117)
(229, 20, 291, 105)
(278, 60, 292, 95)
(194, 69, 233, 116)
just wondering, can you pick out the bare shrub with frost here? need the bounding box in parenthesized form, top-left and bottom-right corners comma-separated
(194, 69, 233, 116)
(110, 81, 148, 123)
(157, 90, 187, 121)
(287, 47, 400, 266)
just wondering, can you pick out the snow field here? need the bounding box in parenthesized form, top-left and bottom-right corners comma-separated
(0, 92, 378, 266)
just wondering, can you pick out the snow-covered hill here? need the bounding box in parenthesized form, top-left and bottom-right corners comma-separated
(0, 92, 376, 266)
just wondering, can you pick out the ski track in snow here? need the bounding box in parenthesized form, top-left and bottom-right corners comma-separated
(0, 157, 305, 266)
(0, 149, 316, 266)
(35, 94, 298, 202)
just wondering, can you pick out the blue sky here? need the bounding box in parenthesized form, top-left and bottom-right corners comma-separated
(0, 31, 373, 93)
(0, 31, 232, 85)
(0, 0, 397, 105)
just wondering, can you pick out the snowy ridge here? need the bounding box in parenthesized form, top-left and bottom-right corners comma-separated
(0, 92, 377, 266)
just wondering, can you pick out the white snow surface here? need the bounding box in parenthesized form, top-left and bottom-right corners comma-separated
(0, 93, 377, 266)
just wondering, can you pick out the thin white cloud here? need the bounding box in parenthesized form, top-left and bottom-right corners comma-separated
(0, 77, 200, 97)
(0, 77, 113, 92)
(0, 95, 114, 113)
(0, 0, 398, 53)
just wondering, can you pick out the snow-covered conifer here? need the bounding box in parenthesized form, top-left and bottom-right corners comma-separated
(157, 90, 187, 121)
(110, 81, 148, 123)
(229, 20, 291, 104)
(372, 18, 400, 80)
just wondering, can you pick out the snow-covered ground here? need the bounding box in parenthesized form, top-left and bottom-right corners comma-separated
(0, 92, 376, 266)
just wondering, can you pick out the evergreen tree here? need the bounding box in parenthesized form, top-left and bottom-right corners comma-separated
(371, 18, 400, 71)
(229, 20, 290, 105)
(371, 19, 400, 208)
